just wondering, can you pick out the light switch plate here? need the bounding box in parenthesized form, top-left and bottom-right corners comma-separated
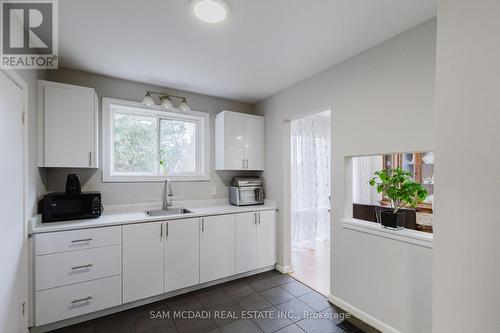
(211, 187, 217, 196)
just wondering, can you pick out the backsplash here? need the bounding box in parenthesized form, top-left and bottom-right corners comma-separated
(42, 168, 262, 206)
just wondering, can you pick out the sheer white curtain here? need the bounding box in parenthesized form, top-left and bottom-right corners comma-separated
(291, 118, 331, 250)
(352, 156, 383, 205)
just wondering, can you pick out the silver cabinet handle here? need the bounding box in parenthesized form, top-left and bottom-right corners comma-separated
(160, 223, 163, 240)
(241, 159, 245, 169)
(254, 213, 257, 224)
(258, 212, 261, 224)
(246, 159, 249, 169)
(166, 222, 169, 238)
(89, 152, 92, 167)
(71, 264, 93, 270)
(71, 238, 92, 243)
(71, 296, 93, 304)
(202, 218, 205, 232)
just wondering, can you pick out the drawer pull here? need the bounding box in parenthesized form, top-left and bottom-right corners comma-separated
(71, 296, 93, 304)
(71, 238, 93, 243)
(71, 264, 93, 270)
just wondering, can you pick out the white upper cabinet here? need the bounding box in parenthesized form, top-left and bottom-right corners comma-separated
(215, 111, 264, 170)
(38, 80, 98, 168)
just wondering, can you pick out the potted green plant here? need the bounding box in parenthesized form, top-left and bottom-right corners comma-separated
(369, 167, 427, 229)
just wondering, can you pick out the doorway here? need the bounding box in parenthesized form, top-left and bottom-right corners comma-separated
(289, 110, 331, 295)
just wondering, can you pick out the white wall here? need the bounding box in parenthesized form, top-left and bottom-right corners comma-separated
(256, 19, 436, 332)
(43, 68, 257, 206)
(433, 1, 500, 332)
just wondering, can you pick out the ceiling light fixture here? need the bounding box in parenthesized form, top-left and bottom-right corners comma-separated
(142, 91, 191, 112)
(191, 0, 228, 24)
(178, 98, 192, 112)
(159, 96, 173, 110)
(141, 92, 155, 107)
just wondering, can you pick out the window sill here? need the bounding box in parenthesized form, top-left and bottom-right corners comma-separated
(341, 218, 433, 249)
(102, 175, 210, 183)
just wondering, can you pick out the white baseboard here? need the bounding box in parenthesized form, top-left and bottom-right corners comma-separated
(328, 294, 401, 333)
(275, 264, 294, 273)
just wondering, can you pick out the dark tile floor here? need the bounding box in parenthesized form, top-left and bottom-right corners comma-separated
(51, 271, 374, 333)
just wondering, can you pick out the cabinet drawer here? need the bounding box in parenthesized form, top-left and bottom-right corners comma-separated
(36, 245, 121, 291)
(35, 276, 121, 326)
(35, 226, 121, 255)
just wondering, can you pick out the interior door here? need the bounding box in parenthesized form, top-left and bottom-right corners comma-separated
(225, 112, 246, 169)
(257, 210, 277, 268)
(244, 116, 264, 170)
(200, 215, 236, 283)
(164, 218, 200, 292)
(0, 71, 25, 333)
(235, 212, 258, 274)
(43, 84, 95, 167)
(123, 222, 164, 303)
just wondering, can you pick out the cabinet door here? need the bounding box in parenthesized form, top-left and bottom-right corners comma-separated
(257, 210, 277, 268)
(245, 116, 264, 170)
(200, 215, 236, 283)
(41, 82, 97, 168)
(224, 112, 246, 170)
(235, 212, 258, 274)
(123, 222, 164, 303)
(164, 218, 200, 292)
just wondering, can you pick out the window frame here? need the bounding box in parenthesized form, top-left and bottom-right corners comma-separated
(102, 97, 210, 182)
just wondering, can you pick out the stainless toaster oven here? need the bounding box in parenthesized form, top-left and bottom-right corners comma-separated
(229, 177, 265, 206)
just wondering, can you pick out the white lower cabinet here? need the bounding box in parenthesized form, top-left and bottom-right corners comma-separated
(200, 215, 236, 283)
(235, 212, 258, 273)
(122, 222, 164, 303)
(235, 211, 277, 273)
(36, 245, 121, 291)
(257, 210, 277, 267)
(36, 275, 121, 326)
(164, 218, 200, 292)
(34, 210, 276, 326)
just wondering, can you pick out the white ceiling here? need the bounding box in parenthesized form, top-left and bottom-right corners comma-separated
(58, 0, 436, 103)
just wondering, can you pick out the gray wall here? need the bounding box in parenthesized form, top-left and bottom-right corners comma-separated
(43, 68, 256, 206)
(433, 1, 500, 331)
(256, 19, 436, 333)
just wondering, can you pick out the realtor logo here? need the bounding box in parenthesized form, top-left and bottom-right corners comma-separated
(1, 0, 58, 69)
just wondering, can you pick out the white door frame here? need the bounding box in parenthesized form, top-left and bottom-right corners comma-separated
(1, 69, 29, 329)
(281, 107, 332, 274)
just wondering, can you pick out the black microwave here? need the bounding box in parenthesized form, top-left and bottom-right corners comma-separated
(39, 192, 102, 223)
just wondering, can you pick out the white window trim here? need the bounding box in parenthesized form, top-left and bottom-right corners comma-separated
(102, 97, 210, 182)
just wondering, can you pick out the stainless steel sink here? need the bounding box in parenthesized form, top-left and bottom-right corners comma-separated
(145, 208, 192, 217)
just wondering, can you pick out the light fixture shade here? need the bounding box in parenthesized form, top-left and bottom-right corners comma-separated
(160, 96, 173, 110)
(192, 0, 228, 23)
(142, 92, 155, 106)
(178, 99, 191, 112)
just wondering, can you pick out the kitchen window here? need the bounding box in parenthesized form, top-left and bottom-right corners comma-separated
(102, 98, 210, 182)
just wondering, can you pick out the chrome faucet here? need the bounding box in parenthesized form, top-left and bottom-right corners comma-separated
(162, 179, 173, 210)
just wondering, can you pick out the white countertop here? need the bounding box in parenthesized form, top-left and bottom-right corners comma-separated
(30, 199, 277, 234)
